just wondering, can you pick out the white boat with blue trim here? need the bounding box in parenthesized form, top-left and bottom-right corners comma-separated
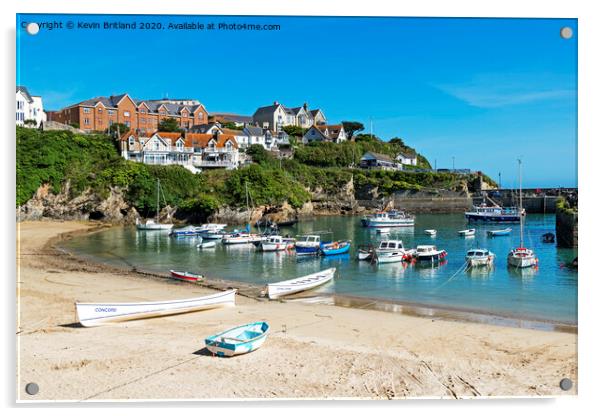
(205, 321, 269, 357)
(75, 289, 236, 327)
(265, 267, 336, 299)
(363, 211, 415, 228)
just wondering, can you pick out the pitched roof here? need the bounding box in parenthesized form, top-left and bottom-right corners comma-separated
(362, 152, 394, 162)
(244, 126, 264, 136)
(210, 113, 253, 123)
(309, 109, 323, 117)
(397, 151, 417, 159)
(253, 104, 281, 118)
(220, 128, 245, 136)
(184, 133, 239, 149)
(154, 131, 183, 141)
(16, 86, 33, 103)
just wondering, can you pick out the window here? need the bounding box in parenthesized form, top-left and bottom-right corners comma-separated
(125, 121, 131, 127)
(83, 108, 91, 114)
(124, 111, 130, 117)
(129, 137, 135, 147)
(108, 110, 115, 115)
(98, 108, 103, 112)
(84, 118, 90, 125)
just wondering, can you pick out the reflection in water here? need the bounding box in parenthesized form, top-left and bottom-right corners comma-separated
(63, 213, 577, 324)
(507, 266, 539, 280)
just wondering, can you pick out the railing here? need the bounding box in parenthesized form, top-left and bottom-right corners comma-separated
(194, 160, 237, 168)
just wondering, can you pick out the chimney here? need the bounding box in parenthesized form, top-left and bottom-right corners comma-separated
(303, 102, 308, 110)
(273, 101, 279, 106)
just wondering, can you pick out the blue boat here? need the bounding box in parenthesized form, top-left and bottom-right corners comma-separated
(465, 205, 523, 223)
(205, 321, 269, 357)
(170, 226, 203, 237)
(487, 228, 512, 237)
(295, 234, 325, 256)
(320, 240, 351, 256)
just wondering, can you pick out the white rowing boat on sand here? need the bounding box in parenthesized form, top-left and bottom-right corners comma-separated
(265, 268, 336, 299)
(205, 321, 270, 357)
(75, 289, 236, 327)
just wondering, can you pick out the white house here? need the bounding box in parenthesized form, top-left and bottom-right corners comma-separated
(16, 86, 46, 127)
(396, 152, 418, 166)
(252, 101, 326, 131)
(302, 124, 348, 144)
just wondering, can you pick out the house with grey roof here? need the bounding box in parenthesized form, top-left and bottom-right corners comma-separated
(359, 152, 403, 171)
(302, 124, 348, 144)
(252, 101, 326, 131)
(16, 86, 46, 127)
(396, 151, 418, 166)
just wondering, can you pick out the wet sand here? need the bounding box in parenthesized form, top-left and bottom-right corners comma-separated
(17, 221, 577, 401)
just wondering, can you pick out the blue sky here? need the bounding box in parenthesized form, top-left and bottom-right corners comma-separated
(16, 14, 577, 188)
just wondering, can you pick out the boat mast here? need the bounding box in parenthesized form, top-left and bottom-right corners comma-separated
(518, 158, 523, 248)
(156, 179, 160, 223)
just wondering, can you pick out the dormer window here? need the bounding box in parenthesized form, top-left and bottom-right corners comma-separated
(128, 136, 135, 147)
(226, 141, 232, 151)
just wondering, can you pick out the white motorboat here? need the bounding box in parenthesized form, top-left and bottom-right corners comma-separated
(265, 268, 336, 299)
(415, 245, 447, 262)
(197, 241, 216, 249)
(424, 229, 437, 236)
(458, 228, 476, 237)
(376, 228, 391, 234)
(75, 289, 236, 327)
(465, 249, 495, 267)
(373, 240, 414, 263)
(364, 211, 415, 228)
(259, 236, 295, 252)
(222, 232, 261, 245)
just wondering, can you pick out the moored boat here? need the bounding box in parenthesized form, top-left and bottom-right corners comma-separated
(424, 229, 437, 236)
(75, 289, 236, 327)
(465, 204, 524, 223)
(415, 245, 447, 262)
(487, 228, 512, 237)
(197, 241, 216, 249)
(356, 244, 375, 261)
(136, 179, 174, 231)
(294, 234, 324, 256)
(364, 211, 415, 228)
(265, 267, 336, 299)
(376, 228, 390, 234)
(222, 232, 261, 245)
(170, 225, 204, 237)
(259, 235, 295, 252)
(542, 232, 555, 243)
(458, 228, 476, 237)
(205, 321, 269, 357)
(170, 270, 204, 282)
(373, 240, 414, 263)
(320, 240, 351, 256)
(465, 249, 495, 268)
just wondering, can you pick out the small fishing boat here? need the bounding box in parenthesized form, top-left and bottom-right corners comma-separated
(465, 204, 524, 223)
(197, 241, 216, 249)
(458, 228, 476, 237)
(542, 232, 555, 243)
(364, 211, 415, 228)
(376, 228, 391, 234)
(200, 230, 227, 240)
(265, 268, 336, 299)
(170, 270, 204, 282)
(373, 240, 414, 263)
(415, 245, 447, 262)
(75, 289, 236, 327)
(320, 240, 351, 256)
(222, 232, 261, 245)
(487, 228, 512, 237)
(294, 234, 324, 256)
(465, 249, 495, 268)
(424, 229, 437, 236)
(205, 321, 270, 357)
(259, 236, 295, 252)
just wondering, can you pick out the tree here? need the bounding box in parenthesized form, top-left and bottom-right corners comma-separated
(106, 123, 129, 138)
(389, 137, 406, 147)
(341, 121, 364, 140)
(354, 133, 379, 143)
(221, 121, 243, 130)
(282, 125, 306, 138)
(245, 144, 274, 165)
(158, 117, 182, 132)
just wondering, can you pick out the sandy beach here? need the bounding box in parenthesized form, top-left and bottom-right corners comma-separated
(16, 221, 577, 401)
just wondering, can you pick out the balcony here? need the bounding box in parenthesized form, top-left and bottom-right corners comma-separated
(194, 159, 237, 169)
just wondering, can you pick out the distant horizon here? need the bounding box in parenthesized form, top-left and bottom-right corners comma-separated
(17, 14, 577, 188)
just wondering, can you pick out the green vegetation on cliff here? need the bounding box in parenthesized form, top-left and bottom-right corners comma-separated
(17, 127, 493, 218)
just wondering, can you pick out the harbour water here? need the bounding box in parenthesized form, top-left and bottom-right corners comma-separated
(61, 214, 577, 326)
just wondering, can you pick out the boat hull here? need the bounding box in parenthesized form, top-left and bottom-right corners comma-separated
(295, 245, 320, 255)
(487, 228, 512, 237)
(75, 289, 236, 327)
(169, 270, 204, 282)
(205, 321, 269, 357)
(267, 268, 336, 299)
(465, 213, 520, 223)
(320, 241, 351, 256)
(507, 254, 538, 268)
(136, 223, 173, 231)
(365, 219, 415, 228)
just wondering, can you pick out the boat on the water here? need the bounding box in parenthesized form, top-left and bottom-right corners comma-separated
(170, 225, 204, 237)
(294, 234, 324, 256)
(465, 249, 495, 268)
(265, 267, 336, 299)
(197, 241, 216, 249)
(458, 228, 476, 237)
(507, 159, 538, 269)
(363, 211, 415, 228)
(424, 229, 437, 236)
(320, 240, 351, 256)
(136, 179, 173, 231)
(465, 204, 524, 223)
(170, 270, 204, 282)
(487, 228, 512, 237)
(373, 240, 414, 263)
(376, 228, 390, 234)
(415, 245, 447, 262)
(258, 235, 295, 252)
(356, 244, 375, 261)
(205, 321, 269, 357)
(542, 232, 555, 243)
(222, 232, 261, 245)
(75, 289, 236, 327)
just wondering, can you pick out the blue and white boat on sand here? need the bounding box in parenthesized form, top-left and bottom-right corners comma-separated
(205, 321, 270, 357)
(320, 240, 351, 256)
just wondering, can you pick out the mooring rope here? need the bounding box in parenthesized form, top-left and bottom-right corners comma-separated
(429, 260, 469, 293)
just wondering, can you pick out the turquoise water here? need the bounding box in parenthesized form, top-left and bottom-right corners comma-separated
(62, 214, 577, 324)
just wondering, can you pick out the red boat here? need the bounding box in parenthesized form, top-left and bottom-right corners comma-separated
(169, 270, 204, 282)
